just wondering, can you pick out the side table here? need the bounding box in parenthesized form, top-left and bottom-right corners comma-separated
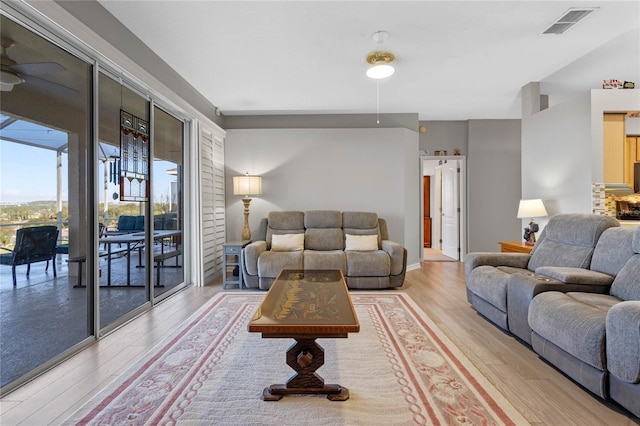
(498, 241, 533, 254)
(222, 240, 251, 289)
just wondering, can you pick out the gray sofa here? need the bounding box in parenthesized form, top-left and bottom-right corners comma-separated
(465, 213, 620, 343)
(529, 226, 640, 417)
(465, 213, 640, 417)
(242, 210, 407, 290)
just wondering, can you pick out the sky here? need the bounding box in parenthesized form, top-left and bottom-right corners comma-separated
(0, 120, 177, 205)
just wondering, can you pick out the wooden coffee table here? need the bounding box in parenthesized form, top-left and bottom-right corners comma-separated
(248, 269, 360, 401)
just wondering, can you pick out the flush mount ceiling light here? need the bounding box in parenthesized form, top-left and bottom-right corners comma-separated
(366, 51, 396, 79)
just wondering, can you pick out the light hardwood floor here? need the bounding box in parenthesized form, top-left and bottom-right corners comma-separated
(0, 262, 637, 425)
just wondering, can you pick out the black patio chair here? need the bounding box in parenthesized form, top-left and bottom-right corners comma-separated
(0, 226, 59, 286)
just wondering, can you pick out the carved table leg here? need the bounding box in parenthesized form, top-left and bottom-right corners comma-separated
(263, 338, 349, 401)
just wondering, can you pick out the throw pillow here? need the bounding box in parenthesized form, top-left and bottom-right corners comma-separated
(345, 234, 378, 251)
(271, 233, 304, 252)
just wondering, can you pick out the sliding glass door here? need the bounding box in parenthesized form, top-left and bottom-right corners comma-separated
(0, 6, 191, 396)
(0, 14, 92, 392)
(97, 72, 151, 331)
(152, 107, 185, 298)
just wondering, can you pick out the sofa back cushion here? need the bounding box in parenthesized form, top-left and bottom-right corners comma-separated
(304, 210, 344, 251)
(610, 255, 640, 301)
(304, 210, 341, 228)
(590, 227, 636, 276)
(342, 211, 381, 249)
(610, 227, 640, 301)
(528, 214, 619, 271)
(266, 211, 305, 249)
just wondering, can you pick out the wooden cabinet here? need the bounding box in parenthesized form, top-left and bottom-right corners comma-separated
(423, 176, 432, 248)
(424, 217, 432, 247)
(625, 136, 640, 187)
(498, 241, 533, 254)
(603, 113, 626, 183)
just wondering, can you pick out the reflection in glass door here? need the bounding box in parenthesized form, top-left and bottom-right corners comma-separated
(152, 107, 184, 297)
(97, 72, 150, 331)
(0, 15, 92, 394)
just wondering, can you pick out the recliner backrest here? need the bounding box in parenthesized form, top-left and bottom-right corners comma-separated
(342, 211, 381, 249)
(304, 210, 343, 251)
(528, 214, 619, 271)
(610, 227, 640, 301)
(265, 211, 305, 249)
(590, 227, 636, 276)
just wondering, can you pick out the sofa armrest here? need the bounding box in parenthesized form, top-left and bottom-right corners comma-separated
(535, 266, 614, 286)
(464, 252, 530, 278)
(244, 241, 267, 276)
(381, 240, 406, 275)
(606, 301, 640, 383)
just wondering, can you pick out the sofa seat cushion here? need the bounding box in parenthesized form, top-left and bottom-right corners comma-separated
(303, 250, 346, 273)
(258, 251, 303, 278)
(529, 291, 621, 370)
(467, 266, 529, 312)
(346, 250, 390, 276)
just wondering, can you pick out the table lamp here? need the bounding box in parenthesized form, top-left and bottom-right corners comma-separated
(233, 173, 262, 240)
(517, 199, 548, 245)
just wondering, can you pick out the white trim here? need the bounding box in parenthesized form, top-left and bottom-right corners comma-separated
(419, 155, 468, 261)
(407, 263, 421, 272)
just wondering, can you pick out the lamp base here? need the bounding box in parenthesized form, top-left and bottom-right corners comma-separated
(241, 198, 252, 241)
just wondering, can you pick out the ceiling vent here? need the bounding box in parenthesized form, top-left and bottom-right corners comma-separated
(542, 8, 597, 35)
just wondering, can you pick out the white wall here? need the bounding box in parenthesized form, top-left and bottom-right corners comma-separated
(224, 128, 421, 266)
(522, 92, 592, 219)
(467, 120, 522, 252)
(419, 121, 469, 156)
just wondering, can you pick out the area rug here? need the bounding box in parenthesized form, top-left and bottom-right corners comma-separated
(64, 292, 529, 425)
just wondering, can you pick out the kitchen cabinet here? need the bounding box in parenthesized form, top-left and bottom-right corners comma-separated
(604, 113, 626, 183)
(423, 176, 432, 248)
(625, 136, 640, 187)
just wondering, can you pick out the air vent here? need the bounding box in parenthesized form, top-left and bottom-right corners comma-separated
(542, 8, 597, 34)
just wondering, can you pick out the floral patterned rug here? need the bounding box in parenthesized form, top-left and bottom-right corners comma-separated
(64, 292, 529, 425)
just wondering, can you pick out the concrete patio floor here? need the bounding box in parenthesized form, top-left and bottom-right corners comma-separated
(0, 249, 183, 388)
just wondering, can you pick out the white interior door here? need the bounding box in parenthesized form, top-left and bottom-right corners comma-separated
(441, 160, 459, 259)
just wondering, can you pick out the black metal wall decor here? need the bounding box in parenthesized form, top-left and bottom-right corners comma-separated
(120, 110, 149, 202)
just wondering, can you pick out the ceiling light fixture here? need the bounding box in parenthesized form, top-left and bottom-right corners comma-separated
(0, 38, 24, 92)
(366, 51, 396, 79)
(0, 69, 23, 91)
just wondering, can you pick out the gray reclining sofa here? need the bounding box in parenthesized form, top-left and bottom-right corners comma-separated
(529, 226, 640, 417)
(242, 210, 407, 290)
(465, 213, 640, 417)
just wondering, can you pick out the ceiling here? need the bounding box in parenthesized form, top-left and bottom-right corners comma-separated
(93, 2, 639, 120)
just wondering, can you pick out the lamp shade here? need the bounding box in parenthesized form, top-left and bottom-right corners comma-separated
(517, 199, 548, 219)
(233, 174, 262, 197)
